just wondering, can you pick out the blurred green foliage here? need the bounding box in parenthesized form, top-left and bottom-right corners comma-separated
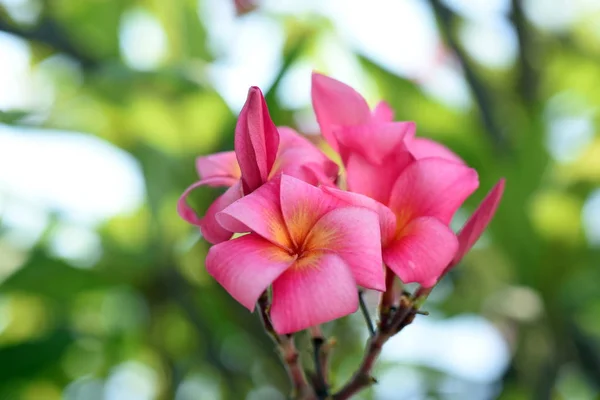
(0, 0, 599, 399)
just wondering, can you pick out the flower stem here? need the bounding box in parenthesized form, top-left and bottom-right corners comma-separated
(358, 290, 375, 337)
(309, 326, 330, 399)
(333, 294, 417, 400)
(258, 292, 313, 399)
(378, 268, 398, 329)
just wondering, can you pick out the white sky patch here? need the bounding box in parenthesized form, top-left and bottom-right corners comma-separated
(524, 0, 600, 31)
(104, 361, 157, 400)
(0, 126, 145, 225)
(0, 0, 42, 25)
(419, 59, 472, 110)
(119, 8, 168, 71)
(544, 92, 595, 163)
(63, 377, 105, 400)
(443, 0, 510, 20)
(459, 18, 518, 69)
(48, 224, 103, 268)
(321, 0, 441, 79)
(583, 190, 600, 247)
(0, 193, 48, 248)
(0, 33, 33, 110)
(381, 314, 510, 382)
(201, 0, 284, 111)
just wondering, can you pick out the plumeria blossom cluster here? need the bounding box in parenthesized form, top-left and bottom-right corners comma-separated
(178, 73, 504, 397)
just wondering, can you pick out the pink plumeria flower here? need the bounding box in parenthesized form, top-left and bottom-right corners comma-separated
(206, 174, 385, 334)
(178, 87, 338, 244)
(325, 158, 479, 288)
(312, 72, 484, 287)
(311, 72, 463, 164)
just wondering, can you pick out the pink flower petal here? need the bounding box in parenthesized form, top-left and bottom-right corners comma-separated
(372, 101, 394, 122)
(177, 179, 243, 244)
(383, 216, 458, 287)
(279, 175, 344, 246)
(388, 158, 479, 228)
(311, 72, 371, 152)
(408, 137, 464, 164)
(201, 182, 244, 244)
(452, 178, 505, 265)
(296, 163, 339, 187)
(270, 253, 358, 334)
(177, 177, 238, 225)
(196, 151, 241, 183)
(206, 234, 295, 311)
(345, 150, 413, 205)
(322, 186, 397, 246)
(335, 122, 415, 165)
(305, 206, 385, 291)
(217, 177, 293, 250)
(235, 86, 280, 194)
(272, 127, 339, 185)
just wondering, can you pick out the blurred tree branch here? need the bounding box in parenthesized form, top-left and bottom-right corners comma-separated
(0, 11, 99, 69)
(510, 0, 538, 105)
(428, 0, 506, 150)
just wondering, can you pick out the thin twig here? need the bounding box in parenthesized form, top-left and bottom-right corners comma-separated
(309, 326, 329, 399)
(358, 290, 375, 337)
(333, 294, 417, 400)
(378, 269, 398, 329)
(258, 293, 314, 399)
(510, 0, 537, 105)
(0, 14, 99, 69)
(428, 0, 506, 150)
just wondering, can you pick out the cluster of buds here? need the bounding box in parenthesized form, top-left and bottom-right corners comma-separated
(178, 73, 505, 399)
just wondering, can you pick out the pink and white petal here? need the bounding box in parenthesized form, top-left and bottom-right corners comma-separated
(372, 101, 394, 122)
(322, 187, 397, 246)
(206, 234, 295, 311)
(279, 175, 344, 246)
(383, 217, 458, 288)
(408, 137, 464, 164)
(270, 253, 358, 334)
(389, 158, 479, 228)
(334, 122, 415, 165)
(345, 151, 413, 205)
(311, 72, 371, 152)
(453, 178, 505, 265)
(235, 86, 280, 194)
(305, 206, 385, 291)
(196, 151, 241, 182)
(201, 181, 244, 244)
(177, 177, 240, 226)
(217, 177, 293, 250)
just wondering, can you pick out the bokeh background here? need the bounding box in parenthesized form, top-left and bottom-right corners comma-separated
(0, 0, 599, 398)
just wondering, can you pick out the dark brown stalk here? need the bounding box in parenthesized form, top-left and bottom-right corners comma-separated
(309, 326, 330, 399)
(378, 268, 398, 329)
(333, 295, 417, 400)
(258, 293, 314, 399)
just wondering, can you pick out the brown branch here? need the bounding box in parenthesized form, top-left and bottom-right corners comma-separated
(510, 0, 538, 105)
(378, 268, 398, 329)
(0, 13, 99, 69)
(258, 293, 315, 399)
(358, 290, 375, 337)
(309, 326, 330, 399)
(333, 295, 418, 400)
(428, 0, 506, 150)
